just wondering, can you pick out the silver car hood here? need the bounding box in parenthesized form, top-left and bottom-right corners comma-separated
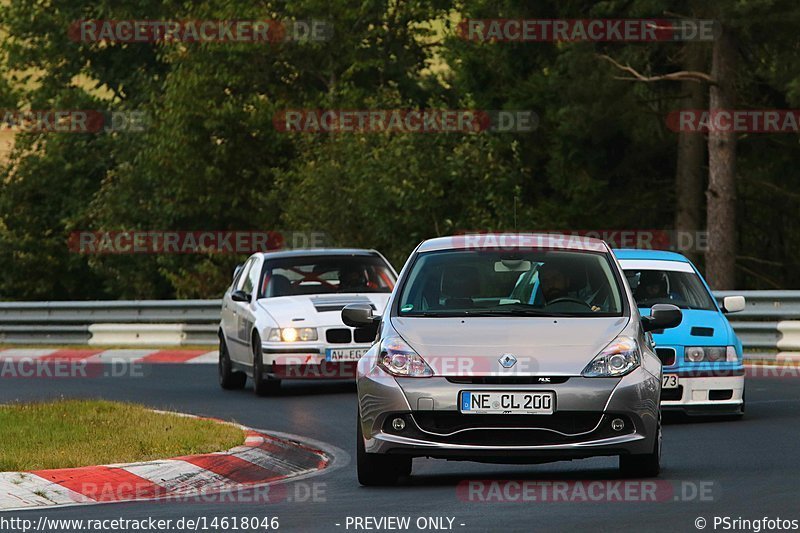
(390, 316, 630, 376)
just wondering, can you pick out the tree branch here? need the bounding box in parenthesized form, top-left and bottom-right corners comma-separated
(662, 11, 693, 20)
(736, 255, 784, 267)
(746, 178, 800, 201)
(735, 263, 783, 289)
(597, 54, 715, 85)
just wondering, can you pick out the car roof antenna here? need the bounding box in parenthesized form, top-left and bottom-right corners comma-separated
(513, 195, 518, 232)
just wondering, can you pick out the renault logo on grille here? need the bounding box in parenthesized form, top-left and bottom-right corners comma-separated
(499, 354, 517, 368)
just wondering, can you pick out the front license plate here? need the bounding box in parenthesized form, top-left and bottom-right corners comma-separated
(325, 348, 367, 362)
(459, 391, 555, 415)
(662, 374, 679, 389)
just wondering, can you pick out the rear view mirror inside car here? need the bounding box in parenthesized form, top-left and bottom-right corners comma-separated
(494, 259, 532, 272)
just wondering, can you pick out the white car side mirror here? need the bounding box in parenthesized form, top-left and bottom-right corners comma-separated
(722, 295, 746, 313)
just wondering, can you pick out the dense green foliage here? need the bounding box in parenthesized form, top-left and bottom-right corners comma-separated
(1, 0, 798, 298)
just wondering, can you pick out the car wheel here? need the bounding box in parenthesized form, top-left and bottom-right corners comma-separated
(218, 336, 246, 390)
(252, 333, 280, 396)
(619, 414, 661, 478)
(356, 410, 411, 486)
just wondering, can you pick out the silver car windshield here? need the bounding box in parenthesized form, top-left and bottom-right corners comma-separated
(397, 250, 624, 317)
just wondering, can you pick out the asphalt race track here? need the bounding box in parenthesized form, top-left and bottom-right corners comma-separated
(3, 365, 799, 532)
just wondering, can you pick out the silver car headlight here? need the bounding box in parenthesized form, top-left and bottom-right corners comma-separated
(582, 336, 640, 377)
(684, 346, 736, 362)
(267, 327, 318, 342)
(378, 336, 434, 377)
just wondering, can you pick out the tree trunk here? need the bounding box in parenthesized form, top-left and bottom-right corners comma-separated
(674, 43, 706, 263)
(705, 28, 738, 289)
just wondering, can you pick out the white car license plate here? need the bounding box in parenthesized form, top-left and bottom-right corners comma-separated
(662, 374, 679, 389)
(460, 391, 555, 415)
(325, 348, 367, 362)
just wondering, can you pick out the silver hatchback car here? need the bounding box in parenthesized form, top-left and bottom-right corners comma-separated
(342, 234, 682, 485)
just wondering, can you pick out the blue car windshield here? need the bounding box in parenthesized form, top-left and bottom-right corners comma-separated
(624, 269, 717, 311)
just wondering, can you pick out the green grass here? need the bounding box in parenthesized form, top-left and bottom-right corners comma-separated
(0, 399, 244, 471)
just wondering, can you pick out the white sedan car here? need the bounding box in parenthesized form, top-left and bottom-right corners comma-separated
(218, 249, 397, 395)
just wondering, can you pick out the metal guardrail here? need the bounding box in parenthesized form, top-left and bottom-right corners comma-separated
(715, 291, 800, 354)
(715, 291, 800, 319)
(0, 325, 91, 345)
(0, 300, 222, 324)
(0, 300, 222, 345)
(0, 293, 797, 354)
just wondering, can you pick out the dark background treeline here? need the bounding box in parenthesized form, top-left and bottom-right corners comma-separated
(1, 0, 798, 299)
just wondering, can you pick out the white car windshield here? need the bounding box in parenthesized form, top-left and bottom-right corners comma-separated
(260, 255, 395, 297)
(397, 249, 624, 317)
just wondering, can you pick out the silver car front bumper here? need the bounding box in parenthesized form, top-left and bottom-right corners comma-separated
(357, 365, 660, 460)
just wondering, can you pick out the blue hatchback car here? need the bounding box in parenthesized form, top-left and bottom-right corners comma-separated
(614, 249, 746, 417)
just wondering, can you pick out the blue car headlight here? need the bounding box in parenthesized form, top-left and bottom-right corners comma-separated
(684, 346, 737, 362)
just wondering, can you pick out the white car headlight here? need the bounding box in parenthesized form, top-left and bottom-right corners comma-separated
(582, 336, 640, 377)
(267, 327, 317, 342)
(378, 336, 433, 377)
(684, 346, 736, 362)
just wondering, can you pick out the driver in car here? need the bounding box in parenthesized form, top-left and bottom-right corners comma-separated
(635, 271, 669, 301)
(538, 261, 602, 312)
(339, 265, 370, 292)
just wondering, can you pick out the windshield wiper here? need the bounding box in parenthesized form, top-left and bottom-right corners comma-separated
(400, 310, 537, 317)
(400, 311, 471, 317)
(400, 307, 575, 317)
(476, 308, 573, 317)
(479, 302, 580, 317)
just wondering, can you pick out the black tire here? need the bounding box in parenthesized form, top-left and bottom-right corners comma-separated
(218, 336, 246, 390)
(356, 410, 411, 486)
(252, 333, 281, 396)
(619, 414, 661, 478)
